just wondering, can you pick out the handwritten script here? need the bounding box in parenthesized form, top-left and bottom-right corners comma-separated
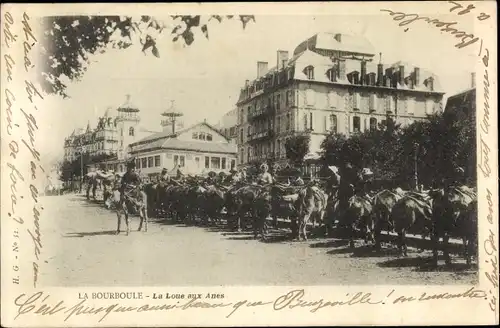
(380, 8, 479, 49)
(12, 288, 486, 323)
(2, 10, 44, 289)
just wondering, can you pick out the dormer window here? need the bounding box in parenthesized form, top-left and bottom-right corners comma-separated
(326, 68, 336, 82)
(303, 65, 315, 80)
(192, 132, 198, 139)
(206, 134, 213, 141)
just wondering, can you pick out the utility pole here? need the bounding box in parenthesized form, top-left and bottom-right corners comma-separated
(414, 142, 418, 191)
(79, 141, 85, 193)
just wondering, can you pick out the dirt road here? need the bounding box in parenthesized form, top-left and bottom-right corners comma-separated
(40, 194, 477, 286)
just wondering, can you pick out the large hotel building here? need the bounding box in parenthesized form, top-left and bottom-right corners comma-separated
(236, 32, 445, 168)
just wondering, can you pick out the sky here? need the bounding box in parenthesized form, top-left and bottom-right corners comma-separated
(40, 10, 480, 163)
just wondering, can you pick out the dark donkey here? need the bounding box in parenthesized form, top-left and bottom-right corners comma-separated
(112, 185, 148, 236)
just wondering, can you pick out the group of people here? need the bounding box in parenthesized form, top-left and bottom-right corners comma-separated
(98, 157, 376, 218)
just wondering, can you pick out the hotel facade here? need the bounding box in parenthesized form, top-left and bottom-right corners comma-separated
(236, 32, 445, 168)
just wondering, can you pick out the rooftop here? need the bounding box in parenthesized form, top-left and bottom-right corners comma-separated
(129, 137, 237, 155)
(293, 32, 376, 57)
(129, 122, 237, 155)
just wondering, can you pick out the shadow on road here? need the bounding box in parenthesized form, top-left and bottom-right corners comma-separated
(310, 239, 350, 249)
(378, 255, 478, 273)
(64, 230, 117, 238)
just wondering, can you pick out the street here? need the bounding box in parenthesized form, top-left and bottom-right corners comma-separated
(40, 194, 477, 287)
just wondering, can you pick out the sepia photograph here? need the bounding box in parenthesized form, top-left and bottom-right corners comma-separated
(34, 11, 481, 287)
(1, 2, 497, 327)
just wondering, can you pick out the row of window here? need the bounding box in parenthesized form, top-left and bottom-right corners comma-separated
(241, 90, 434, 126)
(136, 155, 162, 169)
(203, 156, 236, 170)
(136, 154, 237, 171)
(192, 132, 213, 141)
(302, 65, 346, 83)
(239, 115, 379, 164)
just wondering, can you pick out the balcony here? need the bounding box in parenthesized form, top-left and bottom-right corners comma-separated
(247, 105, 274, 121)
(248, 129, 274, 142)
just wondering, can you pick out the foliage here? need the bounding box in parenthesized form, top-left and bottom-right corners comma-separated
(320, 112, 476, 188)
(40, 15, 255, 97)
(59, 153, 117, 181)
(284, 133, 311, 165)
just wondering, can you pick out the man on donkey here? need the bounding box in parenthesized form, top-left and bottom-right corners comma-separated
(115, 159, 148, 235)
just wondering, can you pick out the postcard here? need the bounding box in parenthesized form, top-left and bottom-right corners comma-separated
(1, 1, 498, 326)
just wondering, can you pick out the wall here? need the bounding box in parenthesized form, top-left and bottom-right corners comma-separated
(237, 77, 443, 166)
(135, 149, 237, 176)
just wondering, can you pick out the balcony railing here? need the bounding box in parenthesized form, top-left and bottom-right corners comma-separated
(247, 105, 274, 121)
(248, 129, 274, 142)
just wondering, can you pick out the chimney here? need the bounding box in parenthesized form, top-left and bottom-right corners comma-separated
(414, 67, 420, 87)
(385, 68, 394, 87)
(338, 60, 347, 80)
(245, 79, 249, 87)
(399, 65, 405, 86)
(377, 63, 384, 86)
(276, 50, 289, 70)
(369, 73, 376, 86)
(334, 33, 342, 42)
(257, 61, 268, 78)
(352, 71, 360, 85)
(360, 61, 367, 85)
(471, 72, 476, 88)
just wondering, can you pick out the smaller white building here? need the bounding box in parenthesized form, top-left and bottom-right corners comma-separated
(128, 121, 238, 179)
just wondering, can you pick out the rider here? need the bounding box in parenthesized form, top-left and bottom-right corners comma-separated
(359, 168, 374, 196)
(205, 171, 217, 185)
(120, 160, 142, 202)
(337, 162, 358, 218)
(293, 172, 305, 186)
(159, 168, 169, 183)
(258, 163, 274, 185)
(326, 166, 341, 194)
(226, 168, 239, 184)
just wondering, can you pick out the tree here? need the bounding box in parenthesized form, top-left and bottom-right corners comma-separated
(40, 15, 256, 97)
(285, 134, 311, 165)
(320, 132, 347, 166)
(319, 111, 475, 189)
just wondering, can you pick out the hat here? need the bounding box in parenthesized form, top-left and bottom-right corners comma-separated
(161, 168, 168, 173)
(126, 159, 136, 169)
(362, 168, 374, 176)
(260, 163, 269, 171)
(230, 168, 237, 174)
(328, 166, 339, 174)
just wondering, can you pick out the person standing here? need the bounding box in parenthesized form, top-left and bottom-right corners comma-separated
(258, 163, 274, 185)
